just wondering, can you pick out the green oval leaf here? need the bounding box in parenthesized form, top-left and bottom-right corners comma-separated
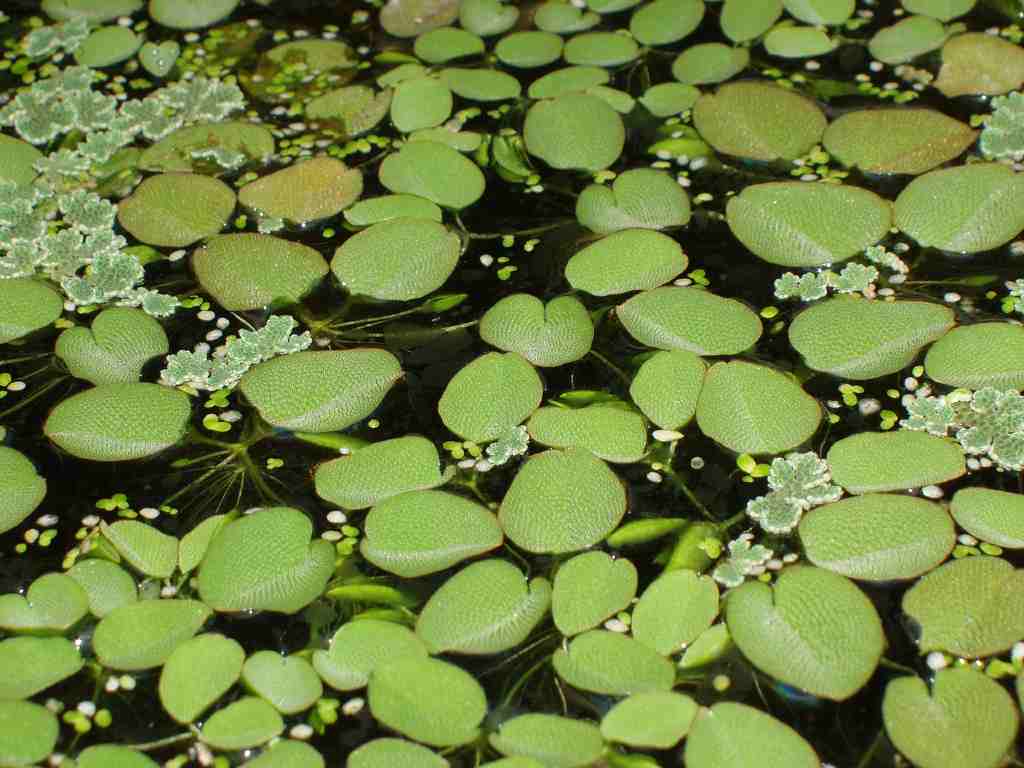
(727, 181, 892, 267)
(935, 32, 1024, 97)
(684, 702, 820, 768)
(117, 173, 235, 247)
(576, 169, 690, 235)
(239, 157, 362, 225)
(44, 383, 191, 462)
(902, 555, 1024, 658)
(344, 194, 442, 226)
(380, 0, 459, 37)
(902, 0, 976, 19)
(240, 349, 402, 433)
(494, 31, 564, 68)
(552, 552, 637, 636)
(0, 572, 87, 632)
(868, 16, 949, 65)
(414, 27, 485, 64)
(331, 217, 460, 301)
(314, 436, 443, 510)
(460, 0, 518, 35)
(192, 233, 328, 311)
(764, 25, 837, 58)
(553, 630, 676, 695)
(693, 81, 826, 161)
(313, 619, 428, 691)
(101, 520, 178, 578)
(924, 322, 1024, 390)
(305, 86, 391, 137)
(490, 714, 604, 768)
(638, 82, 700, 117)
(567, 230, 687, 296)
(527, 404, 647, 463)
(391, 77, 453, 132)
(438, 352, 542, 442)
(630, 0, 703, 45)
(367, 657, 486, 746)
(799, 494, 956, 580)
(896, 162, 1024, 253)
(783, 0, 854, 24)
(789, 296, 954, 379)
(0, 447, 46, 536)
(66, 558, 137, 617)
(361, 490, 503, 577)
(197, 507, 334, 614)
(42, 0, 142, 22)
(140, 122, 274, 173)
(76, 746, 158, 768)
(0, 636, 83, 700)
(149, 0, 239, 29)
(600, 691, 697, 749)
(242, 651, 322, 714)
(75, 25, 142, 67)
(93, 598, 211, 670)
(499, 449, 626, 553)
(0, 278, 63, 344)
(416, 559, 551, 654)
(524, 93, 625, 171)
(631, 569, 719, 655)
(200, 696, 283, 750)
(348, 738, 448, 768)
(950, 487, 1024, 548)
(440, 68, 521, 101)
(563, 32, 639, 66)
(0, 701, 59, 768)
(697, 361, 821, 455)
(672, 43, 750, 85)
(617, 287, 763, 355)
(827, 431, 965, 493)
(0, 135, 42, 187)
(721, 0, 783, 42)
(726, 565, 884, 700)
(242, 741, 325, 768)
(158, 633, 245, 723)
(56, 307, 170, 386)
(629, 350, 705, 430)
(378, 140, 486, 209)
(883, 668, 1017, 768)
(479, 294, 593, 367)
(527, 66, 608, 99)
(824, 109, 976, 175)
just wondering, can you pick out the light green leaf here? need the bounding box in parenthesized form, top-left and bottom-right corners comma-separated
(568, 230, 687, 297)
(42, 0, 142, 21)
(684, 702, 820, 768)
(93, 599, 212, 670)
(459, 0, 518, 35)
(524, 93, 625, 171)
(902, 0, 976, 19)
(438, 352, 543, 442)
(391, 78, 453, 133)
(361, 490, 503, 577)
(117, 173, 235, 247)
(535, 2, 600, 32)
(76, 746, 158, 768)
(56, 308, 169, 386)
(158, 633, 245, 723)
(868, 16, 949, 64)
(331, 217, 459, 301)
(494, 31, 564, 68)
(934, 32, 1024, 97)
(527, 404, 647, 463)
(827, 431, 965, 493)
(192, 233, 328, 311)
(630, 0, 703, 45)
(726, 566, 884, 700)
(629, 350, 705, 430)
(0, 135, 42, 186)
(313, 619, 428, 691)
(563, 32, 639, 66)
(305, 86, 391, 137)
(951, 487, 1024, 548)
(499, 449, 626, 553)
(367, 657, 486, 746)
(75, 25, 142, 67)
(416, 559, 551, 654)
(0, 637, 83, 700)
(242, 651, 322, 714)
(315, 436, 443, 510)
(631, 569, 719, 655)
(600, 691, 698, 748)
(727, 182, 891, 268)
(696, 361, 822, 455)
(239, 157, 362, 225)
(380, 0, 459, 37)
(692, 80, 826, 161)
(0, 447, 46, 536)
(0, 701, 59, 768)
(440, 68, 521, 101)
(344, 194, 442, 226)
(721, 0, 783, 42)
(101, 520, 178, 578)
(553, 630, 676, 695)
(788, 296, 954, 379)
(414, 27, 484, 63)
(200, 696, 283, 750)
(617, 287, 763, 355)
(799, 494, 955, 580)
(764, 25, 838, 58)
(149, 0, 239, 28)
(240, 349, 402, 433)
(552, 551, 638, 636)
(378, 140, 486, 209)
(66, 558, 137, 617)
(824, 109, 976, 175)
(883, 668, 1017, 768)
(178, 514, 232, 575)
(0, 278, 63, 344)
(490, 714, 604, 768)
(783, 0, 854, 24)
(576, 169, 690, 235)
(140, 122, 274, 173)
(527, 66, 609, 99)
(672, 43, 751, 84)
(348, 739, 448, 768)
(197, 507, 334, 614)
(925, 322, 1024, 390)
(479, 294, 593, 367)
(0, 572, 88, 632)
(139, 40, 180, 77)
(639, 82, 701, 117)
(242, 741, 324, 768)
(902, 555, 1024, 657)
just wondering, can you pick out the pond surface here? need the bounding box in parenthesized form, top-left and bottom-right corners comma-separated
(2, 0, 1024, 767)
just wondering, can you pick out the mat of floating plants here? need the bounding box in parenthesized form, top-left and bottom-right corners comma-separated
(2, 0, 1024, 766)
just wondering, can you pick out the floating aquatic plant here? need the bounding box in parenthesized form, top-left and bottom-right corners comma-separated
(745, 452, 843, 534)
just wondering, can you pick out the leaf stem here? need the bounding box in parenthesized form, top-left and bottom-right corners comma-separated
(588, 349, 632, 390)
(125, 730, 197, 752)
